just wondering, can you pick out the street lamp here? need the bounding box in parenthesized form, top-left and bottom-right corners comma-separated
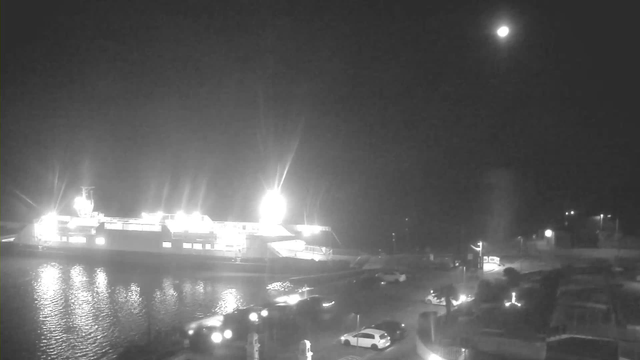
(564, 210, 575, 226)
(405, 217, 410, 244)
(470, 241, 483, 270)
(497, 26, 510, 38)
(545, 229, 555, 248)
(391, 232, 396, 254)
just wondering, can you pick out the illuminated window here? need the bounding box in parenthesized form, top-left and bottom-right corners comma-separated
(142, 224, 162, 232)
(95, 237, 106, 245)
(162, 241, 172, 248)
(205, 243, 212, 250)
(69, 236, 86, 244)
(193, 243, 203, 250)
(105, 223, 123, 230)
(183, 243, 193, 249)
(124, 224, 143, 231)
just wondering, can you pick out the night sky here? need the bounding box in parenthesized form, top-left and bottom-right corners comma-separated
(2, 1, 637, 250)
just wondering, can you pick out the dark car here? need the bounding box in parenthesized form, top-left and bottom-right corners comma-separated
(295, 295, 337, 321)
(182, 315, 225, 352)
(218, 305, 269, 344)
(364, 320, 406, 342)
(351, 274, 384, 291)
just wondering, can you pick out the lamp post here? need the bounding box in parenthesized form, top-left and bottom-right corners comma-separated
(355, 313, 360, 350)
(600, 214, 604, 231)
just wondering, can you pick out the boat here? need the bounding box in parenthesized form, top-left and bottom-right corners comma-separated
(9, 188, 355, 275)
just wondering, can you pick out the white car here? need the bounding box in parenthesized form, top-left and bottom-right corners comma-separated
(376, 271, 407, 283)
(340, 328, 391, 350)
(424, 292, 471, 306)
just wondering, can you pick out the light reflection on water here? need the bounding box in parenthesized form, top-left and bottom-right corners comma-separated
(0, 258, 270, 360)
(216, 288, 244, 315)
(34, 263, 67, 359)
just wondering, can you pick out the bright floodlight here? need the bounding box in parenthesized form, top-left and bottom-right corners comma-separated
(259, 190, 286, 224)
(497, 26, 510, 38)
(74, 196, 92, 217)
(544, 229, 553, 238)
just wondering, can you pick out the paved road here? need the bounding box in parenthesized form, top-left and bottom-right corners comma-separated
(270, 268, 466, 360)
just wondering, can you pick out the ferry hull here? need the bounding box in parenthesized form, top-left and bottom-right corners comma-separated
(7, 225, 352, 276)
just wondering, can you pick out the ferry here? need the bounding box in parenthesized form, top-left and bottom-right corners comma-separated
(9, 188, 355, 275)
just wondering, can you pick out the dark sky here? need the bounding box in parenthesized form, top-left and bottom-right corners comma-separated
(1, 1, 637, 250)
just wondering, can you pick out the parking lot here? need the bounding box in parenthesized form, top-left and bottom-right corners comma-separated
(181, 268, 466, 360)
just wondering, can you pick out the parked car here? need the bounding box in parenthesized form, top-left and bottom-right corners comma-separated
(351, 274, 384, 291)
(295, 295, 337, 321)
(182, 314, 225, 351)
(340, 328, 391, 350)
(376, 271, 407, 283)
(363, 320, 406, 341)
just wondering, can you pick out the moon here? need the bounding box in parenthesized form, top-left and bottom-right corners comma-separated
(497, 26, 510, 38)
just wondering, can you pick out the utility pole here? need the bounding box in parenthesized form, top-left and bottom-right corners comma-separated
(615, 217, 620, 253)
(459, 227, 465, 259)
(519, 236, 524, 256)
(355, 313, 360, 352)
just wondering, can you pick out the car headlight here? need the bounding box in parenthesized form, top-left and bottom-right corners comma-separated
(249, 312, 259, 322)
(260, 309, 269, 317)
(287, 294, 301, 305)
(187, 329, 194, 336)
(211, 332, 223, 343)
(223, 329, 232, 339)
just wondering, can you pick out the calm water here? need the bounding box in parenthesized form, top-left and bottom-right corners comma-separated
(0, 254, 279, 359)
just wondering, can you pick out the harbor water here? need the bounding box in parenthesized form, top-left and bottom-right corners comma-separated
(0, 252, 278, 359)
